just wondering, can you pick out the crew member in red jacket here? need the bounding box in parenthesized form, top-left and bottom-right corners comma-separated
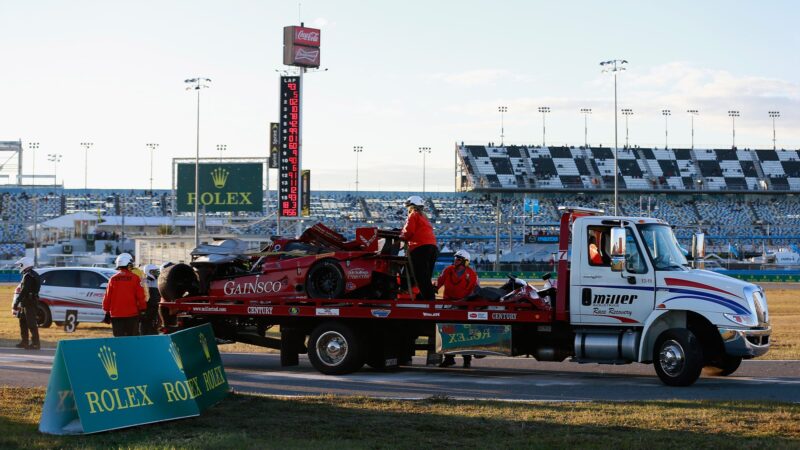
(102, 253, 146, 337)
(399, 195, 438, 301)
(435, 249, 479, 368)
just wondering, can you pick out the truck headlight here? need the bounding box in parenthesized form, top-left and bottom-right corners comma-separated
(723, 313, 758, 327)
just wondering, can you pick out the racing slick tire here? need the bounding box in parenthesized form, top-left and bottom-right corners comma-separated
(308, 322, 365, 375)
(36, 302, 52, 328)
(158, 263, 199, 302)
(653, 329, 704, 387)
(305, 260, 345, 299)
(705, 355, 743, 377)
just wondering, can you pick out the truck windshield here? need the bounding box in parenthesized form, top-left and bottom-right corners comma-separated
(638, 224, 688, 270)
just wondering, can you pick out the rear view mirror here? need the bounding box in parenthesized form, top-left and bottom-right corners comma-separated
(692, 233, 705, 259)
(610, 227, 626, 257)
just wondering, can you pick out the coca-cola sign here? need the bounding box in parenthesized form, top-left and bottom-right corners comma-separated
(284, 25, 321, 47)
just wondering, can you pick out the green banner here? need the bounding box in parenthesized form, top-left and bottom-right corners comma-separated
(39, 324, 229, 435)
(176, 163, 263, 212)
(436, 323, 512, 356)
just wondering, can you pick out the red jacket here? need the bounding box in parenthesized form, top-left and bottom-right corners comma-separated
(436, 265, 478, 300)
(102, 268, 146, 318)
(400, 210, 437, 251)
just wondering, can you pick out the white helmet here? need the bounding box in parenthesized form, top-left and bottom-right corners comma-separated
(404, 195, 425, 207)
(454, 250, 471, 261)
(142, 264, 159, 280)
(115, 253, 133, 268)
(16, 257, 34, 272)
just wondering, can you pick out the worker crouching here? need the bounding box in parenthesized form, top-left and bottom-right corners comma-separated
(435, 249, 479, 368)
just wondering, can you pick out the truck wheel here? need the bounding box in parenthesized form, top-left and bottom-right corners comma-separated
(707, 355, 743, 376)
(306, 260, 345, 299)
(36, 303, 52, 328)
(653, 329, 704, 387)
(308, 322, 364, 375)
(158, 263, 199, 301)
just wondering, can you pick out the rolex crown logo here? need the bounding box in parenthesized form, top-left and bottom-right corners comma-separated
(199, 333, 211, 362)
(169, 342, 184, 371)
(211, 168, 229, 189)
(98, 345, 119, 381)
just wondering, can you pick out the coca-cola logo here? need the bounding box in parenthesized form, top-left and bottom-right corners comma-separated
(296, 30, 320, 43)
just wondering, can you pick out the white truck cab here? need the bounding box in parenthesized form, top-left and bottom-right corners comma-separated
(564, 211, 770, 386)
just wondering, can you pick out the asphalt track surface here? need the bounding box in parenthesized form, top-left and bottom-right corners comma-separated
(1, 347, 798, 402)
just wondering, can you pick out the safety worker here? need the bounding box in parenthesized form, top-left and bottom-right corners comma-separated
(102, 253, 146, 337)
(399, 195, 438, 301)
(435, 250, 478, 368)
(139, 264, 161, 335)
(11, 257, 41, 350)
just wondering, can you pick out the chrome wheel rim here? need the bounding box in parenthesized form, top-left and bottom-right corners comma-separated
(659, 339, 685, 377)
(316, 331, 348, 366)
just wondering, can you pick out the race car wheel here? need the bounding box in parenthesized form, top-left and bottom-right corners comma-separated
(653, 329, 704, 387)
(306, 260, 345, 299)
(308, 322, 365, 375)
(158, 263, 199, 301)
(36, 302, 52, 328)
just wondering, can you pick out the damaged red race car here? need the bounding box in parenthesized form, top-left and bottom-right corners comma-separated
(158, 223, 411, 303)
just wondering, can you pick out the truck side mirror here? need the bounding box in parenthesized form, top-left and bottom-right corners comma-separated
(609, 227, 626, 272)
(692, 233, 705, 260)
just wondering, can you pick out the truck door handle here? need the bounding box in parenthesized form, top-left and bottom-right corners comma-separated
(627, 276, 636, 285)
(582, 288, 591, 306)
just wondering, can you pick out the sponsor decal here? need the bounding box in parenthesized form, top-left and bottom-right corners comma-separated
(467, 311, 488, 320)
(491, 313, 517, 320)
(246, 306, 274, 315)
(422, 312, 440, 317)
(593, 307, 633, 317)
(592, 294, 638, 305)
(316, 308, 339, 316)
(288, 307, 300, 315)
(192, 306, 226, 313)
(347, 268, 370, 280)
(223, 276, 286, 296)
(371, 309, 391, 318)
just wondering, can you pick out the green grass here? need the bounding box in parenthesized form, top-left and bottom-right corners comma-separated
(1, 387, 799, 449)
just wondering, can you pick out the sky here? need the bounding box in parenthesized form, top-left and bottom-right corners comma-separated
(1, 0, 798, 192)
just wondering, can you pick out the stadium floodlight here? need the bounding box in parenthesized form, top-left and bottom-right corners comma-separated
(600, 59, 627, 216)
(216, 144, 227, 162)
(80, 142, 93, 191)
(728, 110, 740, 149)
(28, 142, 39, 268)
(687, 110, 699, 149)
(769, 111, 780, 150)
(146, 143, 159, 192)
(661, 110, 671, 149)
(353, 146, 363, 193)
(498, 106, 508, 146)
(580, 108, 592, 148)
(418, 146, 431, 194)
(538, 106, 550, 147)
(621, 108, 633, 148)
(47, 153, 62, 189)
(185, 77, 212, 247)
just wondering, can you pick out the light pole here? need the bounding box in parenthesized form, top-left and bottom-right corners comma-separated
(185, 77, 211, 247)
(687, 109, 699, 149)
(769, 111, 780, 150)
(47, 153, 62, 189)
(600, 59, 627, 216)
(728, 110, 740, 149)
(661, 110, 671, 149)
(418, 146, 431, 194)
(353, 146, 363, 193)
(498, 106, 507, 146)
(29, 142, 39, 267)
(621, 108, 633, 148)
(146, 143, 158, 192)
(580, 108, 592, 148)
(538, 106, 550, 147)
(216, 144, 227, 162)
(80, 142, 93, 190)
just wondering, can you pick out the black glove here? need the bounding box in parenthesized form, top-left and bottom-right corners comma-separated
(102, 312, 111, 324)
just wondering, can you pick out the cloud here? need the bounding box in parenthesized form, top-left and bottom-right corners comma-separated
(429, 69, 531, 87)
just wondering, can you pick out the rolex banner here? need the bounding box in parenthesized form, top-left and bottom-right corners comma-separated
(39, 324, 229, 435)
(176, 163, 263, 212)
